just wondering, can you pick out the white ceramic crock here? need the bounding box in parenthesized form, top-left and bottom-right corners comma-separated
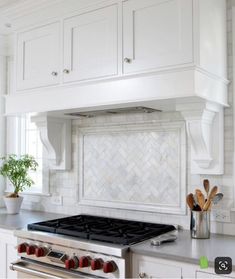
(4, 196, 23, 214)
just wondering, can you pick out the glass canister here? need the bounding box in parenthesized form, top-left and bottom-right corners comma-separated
(190, 210, 210, 239)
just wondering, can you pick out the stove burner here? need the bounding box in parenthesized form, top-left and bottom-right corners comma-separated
(28, 215, 175, 245)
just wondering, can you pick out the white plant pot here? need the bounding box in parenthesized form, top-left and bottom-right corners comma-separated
(4, 196, 23, 214)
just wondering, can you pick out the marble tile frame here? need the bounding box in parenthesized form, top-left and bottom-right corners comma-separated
(77, 121, 187, 215)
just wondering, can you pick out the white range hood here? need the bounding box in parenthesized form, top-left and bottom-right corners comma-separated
(6, 66, 229, 175)
(5, 67, 228, 114)
(1, 0, 229, 175)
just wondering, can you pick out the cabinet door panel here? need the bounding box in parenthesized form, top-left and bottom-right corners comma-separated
(0, 230, 17, 279)
(0, 241, 6, 279)
(123, 0, 193, 74)
(17, 22, 60, 90)
(63, 5, 118, 82)
(132, 255, 182, 278)
(7, 244, 17, 279)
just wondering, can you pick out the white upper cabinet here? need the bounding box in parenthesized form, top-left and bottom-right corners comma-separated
(63, 5, 118, 83)
(16, 22, 60, 90)
(123, 0, 193, 74)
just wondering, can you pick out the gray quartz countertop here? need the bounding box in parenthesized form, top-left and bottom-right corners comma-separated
(0, 208, 66, 230)
(131, 230, 235, 270)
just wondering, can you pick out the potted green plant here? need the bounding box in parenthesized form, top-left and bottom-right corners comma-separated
(0, 154, 38, 214)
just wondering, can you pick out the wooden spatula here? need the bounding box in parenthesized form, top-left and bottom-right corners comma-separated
(203, 186, 218, 211)
(195, 190, 205, 210)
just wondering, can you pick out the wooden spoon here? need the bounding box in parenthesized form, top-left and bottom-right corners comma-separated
(195, 190, 205, 210)
(208, 186, 218, 200)
(186, 193, 195, 210)
(195, 189, 202, 194)
(203, 186, 218, 211)
(203, 179, 210, 198)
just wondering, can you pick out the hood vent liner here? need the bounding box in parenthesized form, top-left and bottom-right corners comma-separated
(65, 106, 161, 118)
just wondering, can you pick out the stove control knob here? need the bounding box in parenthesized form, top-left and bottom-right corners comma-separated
(103, 261, 117, 273)
(65, 257, 79, 270)
(79, 256, 90, 268)
(26, 245, 37, 255)
(91, 258, 103, 270)
(35, 247, 48, 257)
(17, 243, 28, 253)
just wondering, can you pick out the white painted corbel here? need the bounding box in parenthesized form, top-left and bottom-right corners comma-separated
(31, 114, 71, 170)
(176, 101, 224, 174)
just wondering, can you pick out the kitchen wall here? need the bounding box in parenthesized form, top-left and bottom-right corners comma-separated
(0, 54, 7, 207)
(22, 0, 235, 235)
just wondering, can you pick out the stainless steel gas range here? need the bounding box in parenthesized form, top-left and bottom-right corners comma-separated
(11, 215, 175, 278)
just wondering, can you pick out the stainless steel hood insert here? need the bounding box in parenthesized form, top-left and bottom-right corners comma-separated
(65, 106, 161, 118)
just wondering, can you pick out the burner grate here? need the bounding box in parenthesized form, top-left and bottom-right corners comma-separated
(28, 215, 175, 245)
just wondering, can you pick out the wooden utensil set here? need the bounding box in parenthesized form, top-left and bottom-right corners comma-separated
(186, 179, 223, 211)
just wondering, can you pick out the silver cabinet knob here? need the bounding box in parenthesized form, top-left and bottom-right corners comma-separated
(63, 69, 70, 74)
(139, 272, 147, 278)
(124, 57, 132, 63)
(51, 71, 58, 76)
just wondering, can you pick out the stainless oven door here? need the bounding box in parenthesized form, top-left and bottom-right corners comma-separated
(10, 260, 97, 279)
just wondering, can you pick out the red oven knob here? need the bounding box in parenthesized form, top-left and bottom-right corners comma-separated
(26, 245, 36, 255)
(103, 261, 116, 273)
(17, 243, 28, 253)
(79, 256, 90, 268)
(35, 247, 47, 257)
(65, 257, 79, 270)
(91, 258, 103, 270)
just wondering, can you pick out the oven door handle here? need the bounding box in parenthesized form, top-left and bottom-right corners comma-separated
(10, 260, 89, 279)
(10, 261, 61, 279)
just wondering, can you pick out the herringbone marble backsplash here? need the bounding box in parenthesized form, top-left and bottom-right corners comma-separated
(83, 130, 179, 204)
(78, 121, 186, 214)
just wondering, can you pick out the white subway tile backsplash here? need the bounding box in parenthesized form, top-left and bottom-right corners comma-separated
(224, 117, 233, 128)
(224, 141, 233, 152)
(222, 175, 234, 186)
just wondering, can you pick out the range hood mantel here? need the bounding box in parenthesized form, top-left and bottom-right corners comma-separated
(5, 68, 228, 115)
(6, 69, 228, 175)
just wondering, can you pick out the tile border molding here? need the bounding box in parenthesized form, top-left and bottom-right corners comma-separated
(77, 120, 187, 215)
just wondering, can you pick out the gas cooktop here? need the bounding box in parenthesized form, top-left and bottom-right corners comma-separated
(28, 215, 175, 245)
